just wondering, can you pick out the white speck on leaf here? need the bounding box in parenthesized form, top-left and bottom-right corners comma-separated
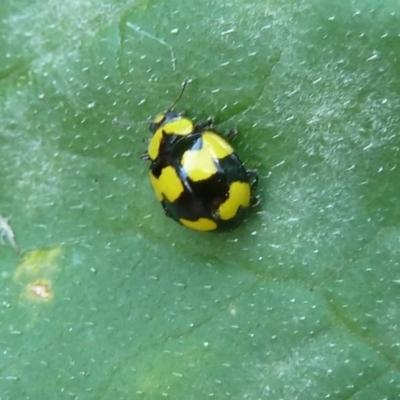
(366, 51, 379, 61)
(221, 28, 235, 35)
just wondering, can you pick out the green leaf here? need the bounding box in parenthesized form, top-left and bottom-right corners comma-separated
(1, 0, 400, 398)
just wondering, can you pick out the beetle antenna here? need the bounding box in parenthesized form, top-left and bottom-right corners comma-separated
(167, 79, 189, 111)
(112, 118, 152, 128)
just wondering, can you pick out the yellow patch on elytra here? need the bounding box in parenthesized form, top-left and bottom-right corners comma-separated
(150, 166, 184, 202)
(180, 218, 217, 231)
(148, 117, 194, 161)
(149, 172, 163, 201)
(218, 182, 251, 220)
(181, 148, 217, 182)
(181, 132, 234, 182)
(202, 131, 234, 159)
(27, 279, 53, 301)
(162, 117, 194, 136)
(148, 130, 163, 160)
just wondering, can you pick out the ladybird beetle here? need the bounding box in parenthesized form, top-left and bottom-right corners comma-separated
(142, 80, 258, 232)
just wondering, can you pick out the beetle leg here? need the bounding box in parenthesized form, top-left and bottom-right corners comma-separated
(246, 169, 260, 206)
(161, 201, 174, 218)
(225, 128, 238, 142)
(141, 152, 150, 160)
(195, 116, 214, 131)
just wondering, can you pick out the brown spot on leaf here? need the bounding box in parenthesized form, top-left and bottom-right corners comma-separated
(27, 280, 53, 301)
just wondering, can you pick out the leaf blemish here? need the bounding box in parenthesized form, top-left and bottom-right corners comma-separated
(27, 279, 53, 301)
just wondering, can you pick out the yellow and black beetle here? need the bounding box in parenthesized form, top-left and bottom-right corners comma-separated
(142, 80, 258, 232)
